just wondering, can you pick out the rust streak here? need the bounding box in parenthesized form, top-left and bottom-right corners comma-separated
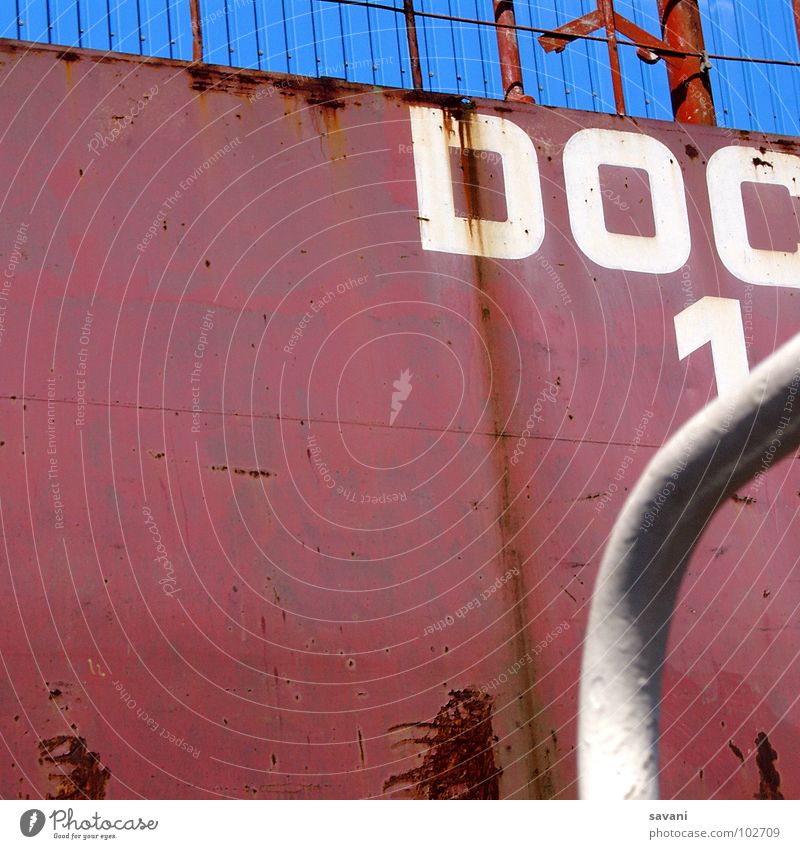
(449, 114, 553, 796)
(357, 728, 366, 767)
(728, 740, 744, 764)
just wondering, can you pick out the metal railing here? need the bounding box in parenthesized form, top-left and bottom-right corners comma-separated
(3, 2, 800, 133)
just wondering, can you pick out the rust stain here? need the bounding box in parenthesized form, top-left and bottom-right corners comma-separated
(384, 688, 501, 799)
(188, 65, 262, 96)
(307, 96, 346, 110)
(210, 465, 272, 478)
(447, 104, 492, 258)
(214, 782, 324, 797)
(38, 736, 110, 800)
(253, 783, 322, 795)
(731, 493, 756, 505)
(305, 75, 352, 111)
(312, 98, 348, 176)
(754, 732, 783, 799)
(752, 156, 773, 169)
(357, 728, 366, 767)
(728, 740, 744, 764)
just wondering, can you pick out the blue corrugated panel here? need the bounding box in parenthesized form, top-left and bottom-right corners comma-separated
(3, 1, 800, 135)
(616, 0, 672, 120)
(5, 0, 191, 57)
(700, 0, 800, 135)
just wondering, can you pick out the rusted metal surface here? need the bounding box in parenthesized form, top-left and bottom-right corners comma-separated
(0, 40, 798, 800)
(538, 8, 603, 55)
(656, 0, 715, 125)
(492, 1, 533, 103)
(38, 736, 110, 800)
(538, 0, 716, 119)
(538, 1, 662, 115)
(384, 688, 501, 799)
(598, 0, 625, 115)
(754, 732, 784, 800)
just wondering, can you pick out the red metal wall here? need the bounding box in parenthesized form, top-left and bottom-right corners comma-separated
(0, 40, 798, 800)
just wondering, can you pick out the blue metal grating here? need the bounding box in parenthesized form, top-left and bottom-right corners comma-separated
(2, 1, 800, 134)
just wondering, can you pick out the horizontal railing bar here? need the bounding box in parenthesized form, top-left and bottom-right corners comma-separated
(318, 0, 800, 70)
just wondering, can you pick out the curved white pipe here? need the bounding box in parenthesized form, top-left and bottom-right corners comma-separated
(579, 332, 800, 799)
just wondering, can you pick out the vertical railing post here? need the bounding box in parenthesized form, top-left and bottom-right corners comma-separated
(403, 0, 423, 90)
(793, 0, 800, 52)
(598, 0, 625, 115)
(656, 0, 715, 125)
(492, 1, 534, 102)
(190, 0, 204, 63)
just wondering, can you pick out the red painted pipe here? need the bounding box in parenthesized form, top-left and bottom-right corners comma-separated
(493, 1, 534, 102)
(793, 0, 800, 52)
(190, 0, 203, 63)
(656, 0, 715, 125)
(598, 0, 625, 115)
(403, 0, 423, 90)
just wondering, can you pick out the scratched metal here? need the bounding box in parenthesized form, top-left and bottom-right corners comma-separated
(0, 41, 797, 800)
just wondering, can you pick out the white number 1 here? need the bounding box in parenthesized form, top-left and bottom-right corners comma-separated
(674, 296, 750, 396)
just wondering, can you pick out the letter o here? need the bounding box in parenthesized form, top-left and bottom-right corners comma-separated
(563, 128, 690, 274)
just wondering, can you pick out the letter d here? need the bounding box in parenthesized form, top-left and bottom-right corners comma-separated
(408, 106, 545, 260)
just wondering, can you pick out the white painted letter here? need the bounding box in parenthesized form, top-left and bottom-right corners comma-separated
(563, 129, 690, 274)
(674, 297, 749, 396)
(707, 146, 800, 288)
(409, 106, 544, 259)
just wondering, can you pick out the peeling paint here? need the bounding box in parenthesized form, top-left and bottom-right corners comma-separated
(384, 688, 501, 799)
(38, 736, 110, 800)
(754, 732, 783, 799)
